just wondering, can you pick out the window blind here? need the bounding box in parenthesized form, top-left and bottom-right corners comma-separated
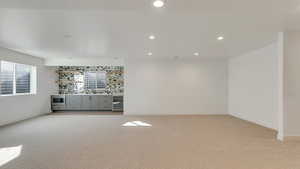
(85, 72, 97, 90)
(15, 63, 31, 94)
(0, 61, 35, 96)
(0, 61, 14, 95)
(96, 72, 106, 89)
(85, 72, 106, 90)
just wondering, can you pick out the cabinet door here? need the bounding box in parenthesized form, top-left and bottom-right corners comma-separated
(91, 96, 101, 110)
(81, 96, 91, 110)
(101, 96, 113, 110)
(82, 96, 102, 110)
(66, 95, 82, 110)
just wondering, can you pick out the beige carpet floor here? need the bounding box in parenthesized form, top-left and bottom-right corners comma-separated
(0, 113, 300, 169)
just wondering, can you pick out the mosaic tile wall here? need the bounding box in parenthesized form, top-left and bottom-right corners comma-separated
(56, 66, 124, 95)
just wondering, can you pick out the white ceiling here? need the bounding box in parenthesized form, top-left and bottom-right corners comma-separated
(0, 0, 300, 62)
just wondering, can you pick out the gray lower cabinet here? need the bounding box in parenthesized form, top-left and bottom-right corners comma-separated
(66, 95, 82, 110)
(81, 96, 92, 110)
(65, 95, 112, 111)
(91, 96, 102, 110)
(100, 95, 113, 110)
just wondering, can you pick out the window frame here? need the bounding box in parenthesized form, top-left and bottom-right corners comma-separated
(84, 71, 107, 90)
(0, 61, 37, 97)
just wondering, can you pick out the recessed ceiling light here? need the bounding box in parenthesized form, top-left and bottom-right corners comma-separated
(153, 0, 164, 8)
(147, 52, 153, 56)
(194, 52, 199, 56)
(149, 35, 156, 40)
(217, 36, 224, 40)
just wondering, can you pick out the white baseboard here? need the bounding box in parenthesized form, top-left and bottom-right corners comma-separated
(229, 113, 276, 130)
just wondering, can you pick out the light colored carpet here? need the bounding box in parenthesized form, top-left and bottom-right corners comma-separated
(0, 113, 300, 169)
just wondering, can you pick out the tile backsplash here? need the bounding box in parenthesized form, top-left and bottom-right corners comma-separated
(56, 66, 124, 95)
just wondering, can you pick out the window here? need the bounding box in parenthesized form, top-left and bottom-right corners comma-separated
(74, 74, 84, 92)
(84, 72, 106, 90)
(0, 61, 36, 96)
(96, 72, 106, 88)
(0, 61, 14, 95)
(15, 64, 31, 94)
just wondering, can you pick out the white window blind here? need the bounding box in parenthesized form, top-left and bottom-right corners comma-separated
(0, 61, 14, 95)
(85, 72, 97, 90)
(85, 72, 106, 90)
(0, 61, 36, 96)
(96, 72, 106, 89)
(15, 64, 31, 94)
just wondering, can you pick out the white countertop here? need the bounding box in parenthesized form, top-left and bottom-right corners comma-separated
(67, 94, 111, 96)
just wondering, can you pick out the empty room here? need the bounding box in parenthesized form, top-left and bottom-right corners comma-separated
(0, 0, 300, 169)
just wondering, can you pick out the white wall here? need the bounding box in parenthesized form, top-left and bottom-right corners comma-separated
(124, 58, 228, 115)
(228, 42, 280, 130)
(0, 47, 57, 126)
(283, 31, 300, 136)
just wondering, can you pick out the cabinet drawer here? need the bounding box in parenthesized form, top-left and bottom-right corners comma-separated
(52, 105, 66, 111)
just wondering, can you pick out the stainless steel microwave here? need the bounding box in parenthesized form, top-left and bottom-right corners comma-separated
(51, 95, 66, 106)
